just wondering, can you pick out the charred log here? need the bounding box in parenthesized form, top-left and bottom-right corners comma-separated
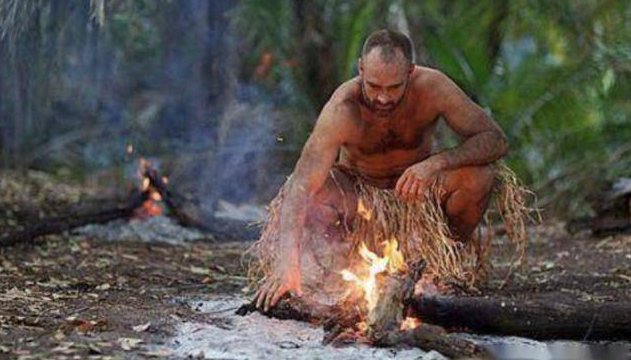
(235, 297, 327, 323)
(0, 191, 147, 247)
(365, 260, 490, 358)
(409, 295, 631, 340)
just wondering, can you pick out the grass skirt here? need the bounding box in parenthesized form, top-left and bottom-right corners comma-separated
(246, 163, 536, 293)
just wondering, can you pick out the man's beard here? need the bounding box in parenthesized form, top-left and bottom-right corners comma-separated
(360, 81, 408, 118)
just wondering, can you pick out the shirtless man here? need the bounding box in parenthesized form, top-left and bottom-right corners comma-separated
(255, 29, 507, 311)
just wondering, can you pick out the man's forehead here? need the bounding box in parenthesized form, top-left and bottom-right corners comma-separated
(364, 46, 407, 65)
(362, 48, 409, 84)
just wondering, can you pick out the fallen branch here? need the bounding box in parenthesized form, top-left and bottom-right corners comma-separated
(0, 191, 147, 247)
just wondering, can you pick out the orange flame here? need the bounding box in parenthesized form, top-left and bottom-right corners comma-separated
(139, 199, 163, 217)
(400, 316, 421, 331)
(357, 199, 373, 221)
(341, 238, 407, 312)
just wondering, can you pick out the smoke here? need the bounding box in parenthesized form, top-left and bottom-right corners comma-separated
(0, 0, 294, 227)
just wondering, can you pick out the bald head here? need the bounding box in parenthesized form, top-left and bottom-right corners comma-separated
(358, 30, 415, 117)
(361, 29, 415, 66)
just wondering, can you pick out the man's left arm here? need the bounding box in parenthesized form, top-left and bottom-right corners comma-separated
(428, 72, 507, 170)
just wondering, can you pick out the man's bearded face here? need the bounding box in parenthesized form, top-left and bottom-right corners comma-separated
(359, 48, 412, 117)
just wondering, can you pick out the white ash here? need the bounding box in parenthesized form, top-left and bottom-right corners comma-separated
(162, 296, 631, 360)
(164, 295, 445, 360)
(465, 334, 631, 360)
(73, 216, 208, 245)
(214, 199, 266, 222)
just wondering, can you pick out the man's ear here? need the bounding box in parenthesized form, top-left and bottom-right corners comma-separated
(357, 58, 363, 76)
(408, 63, 414, 74)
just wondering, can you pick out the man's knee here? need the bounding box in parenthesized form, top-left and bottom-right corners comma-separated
(464, 165, 496, 196)
(308, 168, 357, 225)
(440, 165, 496, 241)
(441, 165, 496, 200)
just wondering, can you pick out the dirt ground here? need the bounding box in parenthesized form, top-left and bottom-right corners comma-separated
(1, 170, 630, 359)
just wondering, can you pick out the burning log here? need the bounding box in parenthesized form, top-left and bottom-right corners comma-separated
(408, 295, 631, 341)
(361, 259, 491, 359)
(144, 168, 259, 241)
(364, 259, 425, 339)
(0, 159, 169, 247)
(0, 156, 258, 247)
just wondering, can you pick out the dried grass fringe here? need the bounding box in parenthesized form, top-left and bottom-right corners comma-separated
(245, 163, 538, 291)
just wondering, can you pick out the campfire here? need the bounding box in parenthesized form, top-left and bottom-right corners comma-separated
(325, 237, 432, 347)
(341, 240, 407, 310)
(340, 239, 419, 330)
(239, 234, 489, 358)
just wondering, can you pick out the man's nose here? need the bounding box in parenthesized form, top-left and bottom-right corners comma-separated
(376, 93, 389, 103)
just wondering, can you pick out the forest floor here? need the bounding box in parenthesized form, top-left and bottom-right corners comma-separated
(0, 170, 630, 360)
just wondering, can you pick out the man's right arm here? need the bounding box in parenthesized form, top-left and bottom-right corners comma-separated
(255, 99, 358, 310)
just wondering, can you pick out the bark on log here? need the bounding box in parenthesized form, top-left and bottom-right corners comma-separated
(409, 295, 631, 340)
(0, 191, 146, 247)
(366, 260, 426, 339)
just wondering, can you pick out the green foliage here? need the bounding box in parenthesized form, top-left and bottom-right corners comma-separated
(231, 0, 631, 215)
(1, 0, 630, 215)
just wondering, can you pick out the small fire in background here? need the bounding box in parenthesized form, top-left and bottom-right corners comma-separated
(127, 144, 165, 218)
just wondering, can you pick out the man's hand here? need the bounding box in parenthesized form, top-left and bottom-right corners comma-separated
(395, 159, 443, 201)
(254, 258, 302, 312)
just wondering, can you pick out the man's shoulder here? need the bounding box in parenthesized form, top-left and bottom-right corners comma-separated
(329, 77, 361, 105)
(410, 65, 451, 91)
(323, 78, 362, 121)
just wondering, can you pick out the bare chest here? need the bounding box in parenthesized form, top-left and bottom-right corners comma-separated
(348, 107, 438, 156)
